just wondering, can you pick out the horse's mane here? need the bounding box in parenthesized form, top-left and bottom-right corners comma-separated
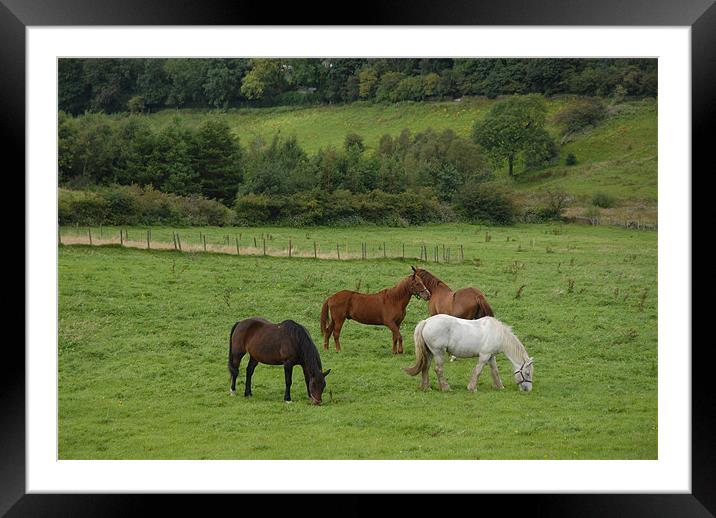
(281, 320, 323, 372)
(365, 275, 411, 300)
(497, 320, 529, 363)
(381, 275, 413, 300)
(415, 268, 451, 291)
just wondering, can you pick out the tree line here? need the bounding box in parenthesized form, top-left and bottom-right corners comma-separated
(59, 94, 616, 226)
(59, 58, 657, 114)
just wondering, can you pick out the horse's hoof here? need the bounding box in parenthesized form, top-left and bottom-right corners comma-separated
(467, 385, 476, 392)
(229, 390, 236, 396)
(285, 400, 293, 404)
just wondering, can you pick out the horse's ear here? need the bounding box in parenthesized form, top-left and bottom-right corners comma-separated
(527, 357, 534, 365)
(411, 265, 417, 272)
(322, 369, 331, 377)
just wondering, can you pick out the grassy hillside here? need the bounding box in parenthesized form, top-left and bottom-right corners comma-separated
(148, 96, 657, 212)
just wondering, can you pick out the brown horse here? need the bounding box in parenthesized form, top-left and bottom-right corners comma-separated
(320, 273, 431, 354)
(228, 317, 330, 404)
(411, 266, 494, 319)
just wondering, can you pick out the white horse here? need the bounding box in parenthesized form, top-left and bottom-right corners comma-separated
(404, 315, 534, 392)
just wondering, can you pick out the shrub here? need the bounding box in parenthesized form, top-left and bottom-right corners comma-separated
(542, 189, 573, 219)
(64, 193, 109, 225)
(103, 186, 141, 225)
(58, 185, 233, 226)
(234, 188, 445, 227)
(453, 182, 517, 224)
(591, 192, 616, 208)
(565, 153, 578, 166)
(554, 98, 607, 137)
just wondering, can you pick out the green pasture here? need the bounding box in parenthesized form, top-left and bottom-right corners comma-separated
(58, 223, 657, 459)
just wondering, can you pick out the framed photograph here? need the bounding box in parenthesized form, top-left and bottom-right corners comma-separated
(9, 0, 710, 514)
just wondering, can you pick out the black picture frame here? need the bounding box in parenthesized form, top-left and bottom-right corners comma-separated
(7, 0, 710, 515)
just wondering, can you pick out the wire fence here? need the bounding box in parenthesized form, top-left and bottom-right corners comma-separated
(58, 226, 472, 263)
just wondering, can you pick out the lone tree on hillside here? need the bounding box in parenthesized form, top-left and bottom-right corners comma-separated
(472, 94, 556, 177)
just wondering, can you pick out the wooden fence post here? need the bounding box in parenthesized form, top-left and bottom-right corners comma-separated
(402, 243, 405, 260)
(120, 229, 124, 247)
(147, 229, 150, 249)
(177, 234, 182, 251)
(314, 241, 317, 259)
(203, 235, 207, 252)
(383, 242, 386, 259)
(172, 232, 177, 250)
(337, 244, 340, 260)
(88, 228, 92, 245)
(263, 238, 266, 256)
(289, 238, 292, 258)
(236, 237, 240, 255)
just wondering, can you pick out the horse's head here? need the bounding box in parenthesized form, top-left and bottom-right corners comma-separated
(409, 271, 431, 301)
(308, 369, 331, 405)
(514, 357, 534, 392)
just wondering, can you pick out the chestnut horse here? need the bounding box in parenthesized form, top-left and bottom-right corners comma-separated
(411, 266, 494, 319)
(228, 317, 331, 404)
(320, 273, 431, 354)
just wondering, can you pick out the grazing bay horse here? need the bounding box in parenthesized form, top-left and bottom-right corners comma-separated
(228, 317, 331, 404)
(411, 266, 493, 319)
(405, 315, 534, 393)
(320, 273, 431, 354)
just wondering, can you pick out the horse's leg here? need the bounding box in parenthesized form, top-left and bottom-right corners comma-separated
(434, 353, 450, 391)
(244, 356, 259, 397)
(229, 352, 245, 396)
(488, 355, 504, 389)
(283, 363, 294, 403)
(323, 316, 334, 350)
(385, 321, 401, 354)
(420, 351, 433, 390)
(467, 353, 491, 392)
(332, 317, 345, 352)
(303, 367, 311, 399)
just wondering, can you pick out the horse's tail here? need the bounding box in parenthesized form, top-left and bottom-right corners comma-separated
(320, 298, 331, 338)
(474, 291, 494, 319)
(227, 321, 240, 378)
(404, 319, 430, 376)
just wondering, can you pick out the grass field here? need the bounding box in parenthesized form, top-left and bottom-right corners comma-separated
(58, 223, 657, 459)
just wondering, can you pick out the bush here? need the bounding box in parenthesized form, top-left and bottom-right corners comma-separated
(234, 188, 445, 227)
(554, 98, 607, 137)
(58, 185, 234, 226)
(103, 186, 141, 225)
(542, 189, 573, 219)
(64, 193, 109, 225)
(591, 192, 617, 208)
(452, 182, 517, 224)
(565, 153, 578, 166)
